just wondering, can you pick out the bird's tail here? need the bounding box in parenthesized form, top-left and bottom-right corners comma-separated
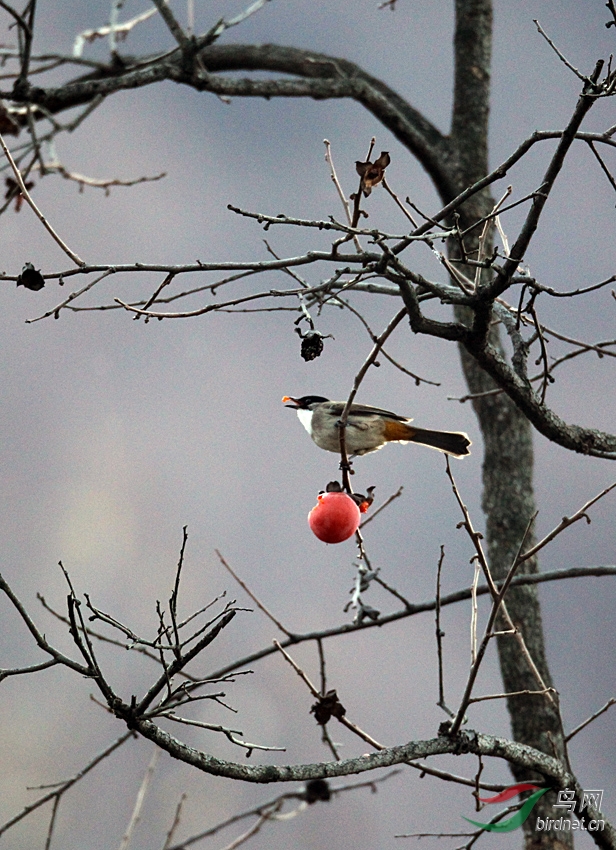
(408, 427, 471, 458)
(382, 420, 472, 457)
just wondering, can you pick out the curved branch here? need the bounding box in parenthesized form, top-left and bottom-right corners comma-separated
(396, 272, 616, 456)
(7, 42, 456, 201)
(199, 44, 456, 197)
(463, 333, 616, 457)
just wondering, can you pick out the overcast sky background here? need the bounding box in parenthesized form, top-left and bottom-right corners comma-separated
(0, 2, 615, 849)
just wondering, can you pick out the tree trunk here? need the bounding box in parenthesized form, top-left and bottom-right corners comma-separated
(450, 2, 570, 847)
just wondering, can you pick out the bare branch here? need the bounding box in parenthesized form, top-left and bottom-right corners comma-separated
(566, 698, 616, 742)
(533, 20, 589, 83)
(150, 0, 190, 50)
(201, 565, 616, 684)
(0, 733, 133, 838)
(0, 132, 85, 266)
(73, 6, 158, 57)
(216, 550, 292, 637)
(518, 481, 616, 565)
(273, 640, 385, 750)
(159, 713, 286, 754)
(117, 750, 159, 850)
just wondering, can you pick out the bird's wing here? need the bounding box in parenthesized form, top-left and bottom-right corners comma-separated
(336, 402, 412, 423)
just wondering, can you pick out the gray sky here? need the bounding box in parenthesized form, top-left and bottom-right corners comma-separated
(0, 2, 614, 849)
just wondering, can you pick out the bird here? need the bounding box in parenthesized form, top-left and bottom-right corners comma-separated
(282, 395, 471, 458)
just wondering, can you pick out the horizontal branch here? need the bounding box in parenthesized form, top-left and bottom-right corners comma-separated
(131, 721, 566, 783)
(0, 251, 377, 284)
(123, 720, 614, 850)
(202, 566, 616, 682)
(119, 722, 614, 847)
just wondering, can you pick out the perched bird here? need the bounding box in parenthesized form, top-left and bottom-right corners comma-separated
(282, 395, 471, 458)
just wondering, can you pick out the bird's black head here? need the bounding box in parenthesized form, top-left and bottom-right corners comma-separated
(282, 395, 330, 410)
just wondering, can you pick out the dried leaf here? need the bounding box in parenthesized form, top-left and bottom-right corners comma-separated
(355, 151, 391, 196)
(310, 689, 346, 725)
(294, 326, 333, 361)
(16, 262, 45, 291)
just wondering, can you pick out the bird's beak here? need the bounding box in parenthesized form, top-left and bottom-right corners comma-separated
(282, 395, 300, 408)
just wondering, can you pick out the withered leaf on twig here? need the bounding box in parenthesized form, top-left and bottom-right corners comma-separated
(294, 326, 333, 361)
(355, 151, 391, 196)
(16, 262, 45, 291)
(310, 689, 346, 725)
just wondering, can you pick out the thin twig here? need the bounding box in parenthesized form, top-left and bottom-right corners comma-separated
(216, 550, 293, 637)
(169, 526, 189, 660)
(117, 750, 159, 850)
(435, 546, 453, 717)
(162, 794, 187, 850)
(533, 20, 588, 82)
(382, 175, 418, 227)
(526, 295, 552, 401)
(372, 573, 414, 610)
(0, 733, 133, 838)
(159, 713, 285, 753)
(43, 795, 60, 850)
(273, 641, 384, 750)
(41, 162, 167, 193)
(316, 638, 341, 759)
(470, 558, 481, 665)
(337, 307, 408, 488)
(340, 297, 440, 386)
(518, 481, 616, 564)
(586, 140, 616, 191)
(474, 187, 512, 288)
(323, 138, 361, 252)
(150, 0, 190, 48)
(406, 760, 504, 792)
(218, 812, 271, 850)
(359, 486, 404, 528)
(73, 7, 158, 57)
(566, 698, 616, 741)
(0, 132, 85, 266)
(468, 687, 556, 704)
(445, 461, 554, 734)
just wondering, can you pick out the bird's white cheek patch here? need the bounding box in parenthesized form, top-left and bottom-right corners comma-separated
(297, 408, 314, 435)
